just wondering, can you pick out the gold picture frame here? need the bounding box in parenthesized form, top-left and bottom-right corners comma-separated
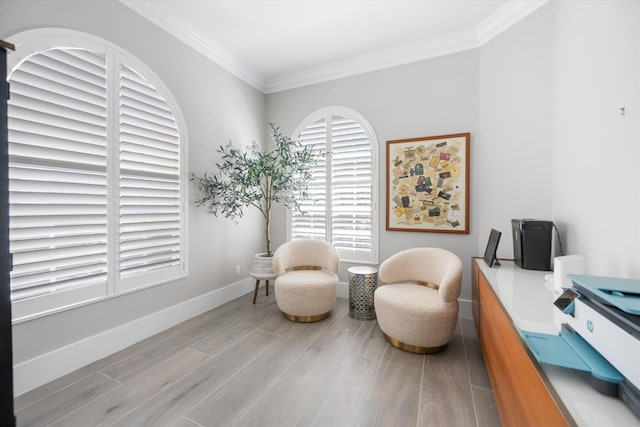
(386, 133, 470, 234)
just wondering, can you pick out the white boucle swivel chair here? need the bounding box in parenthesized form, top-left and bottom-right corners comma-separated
(375, 247, 462, 354)
(272, 239, 340, 322)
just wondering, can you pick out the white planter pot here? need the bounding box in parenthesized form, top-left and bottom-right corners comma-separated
(251, 253, 274, 276)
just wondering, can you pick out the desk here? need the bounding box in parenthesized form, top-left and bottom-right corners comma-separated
(472, 259, 639, 426)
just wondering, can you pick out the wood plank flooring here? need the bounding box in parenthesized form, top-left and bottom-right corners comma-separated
(15, 292, 500, 427)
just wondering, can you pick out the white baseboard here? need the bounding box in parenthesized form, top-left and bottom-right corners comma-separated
(13, 277, 254, 397)
(458, 298, 472, 319)
(337, 280, 349, 299)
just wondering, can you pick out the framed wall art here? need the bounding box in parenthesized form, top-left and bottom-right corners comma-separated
(386, 133, 470, 234)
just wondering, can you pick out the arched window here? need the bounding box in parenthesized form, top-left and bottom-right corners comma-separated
(6, 29, 187, 320)
(290, 107, 378, 264)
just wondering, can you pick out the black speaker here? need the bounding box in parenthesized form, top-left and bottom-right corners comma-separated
(511, 219, 553, 271)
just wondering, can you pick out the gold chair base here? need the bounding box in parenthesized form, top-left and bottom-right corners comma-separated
(282, 311, 331, 323)
(383, 333, 448, 354)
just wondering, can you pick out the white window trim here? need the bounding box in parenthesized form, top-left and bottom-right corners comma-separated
(6, 28, 189, 322)
(288, 106, 379, 264)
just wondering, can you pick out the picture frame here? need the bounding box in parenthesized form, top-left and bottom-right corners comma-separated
(386, 133, 470, 233)
(483, 229, 502, 267)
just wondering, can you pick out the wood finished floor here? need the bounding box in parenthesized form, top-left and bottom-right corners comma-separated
(14, 292, 500, 427)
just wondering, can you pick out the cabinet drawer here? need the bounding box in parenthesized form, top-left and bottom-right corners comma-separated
(477, 272, 569, 427)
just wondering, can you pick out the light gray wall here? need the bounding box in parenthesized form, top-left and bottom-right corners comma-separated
(476, 5, 554, 258)
(551, 0, 640, 279)
(476, 0, 640, 279)
(267, 51, 480, 306)
(1, 0, 266, 363)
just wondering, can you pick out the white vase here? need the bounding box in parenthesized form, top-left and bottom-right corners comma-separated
(251, 253, 274, 276)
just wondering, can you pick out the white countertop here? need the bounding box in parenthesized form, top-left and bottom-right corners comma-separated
(475, 259, 639, 427)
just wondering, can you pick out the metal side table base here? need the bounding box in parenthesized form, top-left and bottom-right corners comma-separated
(348, 266, 378, 320)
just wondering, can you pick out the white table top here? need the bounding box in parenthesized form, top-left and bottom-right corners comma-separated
(475, 259, 639, 426)
(249, 269, 278, 280)
(347, 266, 378, 275)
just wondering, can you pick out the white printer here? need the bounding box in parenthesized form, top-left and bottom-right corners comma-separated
(565, 274, 640, 417)
(520, 273, 640, 419)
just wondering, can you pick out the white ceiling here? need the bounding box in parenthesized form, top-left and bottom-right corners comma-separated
(120, 0, 547, 93)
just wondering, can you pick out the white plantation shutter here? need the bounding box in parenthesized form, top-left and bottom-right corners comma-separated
(291, 109, 378, 263)
(118, 64, 181, 287)
(8, 48, 109, 314)
(291, 117, 327, 241)
(330, 116, 372, 255)
(6, 32, 186, 319)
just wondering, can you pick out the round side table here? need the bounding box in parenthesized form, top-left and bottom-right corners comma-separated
(250, 269, 278, 304)
(348, 266, 378, 320)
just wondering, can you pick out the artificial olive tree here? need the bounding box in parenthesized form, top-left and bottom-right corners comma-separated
(191, 122, 318, 256)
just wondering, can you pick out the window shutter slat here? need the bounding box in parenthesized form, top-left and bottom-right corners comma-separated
(39, 49, 107, 82)
(11, 273, 107, 301)
(120, 105, 180, 134)
(121, 132, 179, 155)
(9, 92, 106, 127)
(15, 60, 106, 99)
(121, 67, 171, 109)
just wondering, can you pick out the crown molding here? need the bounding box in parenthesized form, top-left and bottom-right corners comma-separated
(265, 28, 479, 94)
(121, 0, 548, 94)
(119, 0, 267, 92)
(475, 0, 549, 46)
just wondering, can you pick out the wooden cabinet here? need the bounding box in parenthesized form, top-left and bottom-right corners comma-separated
(472, 260, 572, 427)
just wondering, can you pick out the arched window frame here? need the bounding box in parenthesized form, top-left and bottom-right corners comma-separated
(6, 28, 188, 321)
(288, 106, 379, 264)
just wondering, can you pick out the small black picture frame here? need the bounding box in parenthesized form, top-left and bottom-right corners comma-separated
(483, 229, 502, 267)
